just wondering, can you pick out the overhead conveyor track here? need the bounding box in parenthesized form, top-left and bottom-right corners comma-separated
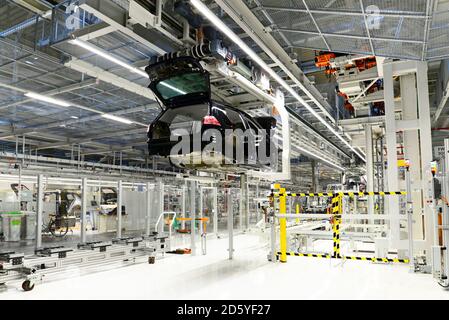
(195, 0, 366, 163)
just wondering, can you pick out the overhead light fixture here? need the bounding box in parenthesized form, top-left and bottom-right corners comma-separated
(190, 0, 366, 163)
(25, 92, 71, 107)
(70, 38, 149, 79)
(101, 114, 134, 125)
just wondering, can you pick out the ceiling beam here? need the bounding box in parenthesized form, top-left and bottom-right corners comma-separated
(64, 58, 155, 101)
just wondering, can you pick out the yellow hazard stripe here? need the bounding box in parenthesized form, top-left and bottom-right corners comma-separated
(270, 191, 407, 198)
(343, 256, 410, 264)
(276, 253, 409, 264)
(277, 252, 332, 259)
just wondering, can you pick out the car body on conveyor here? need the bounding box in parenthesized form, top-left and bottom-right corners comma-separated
(145, 56, 277, 171)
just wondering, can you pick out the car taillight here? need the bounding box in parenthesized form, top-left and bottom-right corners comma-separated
(202, 115, 221, 127)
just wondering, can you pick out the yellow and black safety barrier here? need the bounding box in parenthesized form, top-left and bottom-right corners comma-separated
(343, 256, 409, 264)
(278, 252, 332, 259)
(331, 195, 342, 258)
(270, 191, 407, 198)
(271, 184, 409, 265)
(275, 252, 410, 264)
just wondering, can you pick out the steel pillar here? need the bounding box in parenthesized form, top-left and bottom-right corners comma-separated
(241, 174, 249, 230)
(416, 61, 435, 257)
(401, 74, 424, 240)
(311, 160, 318, 192)
(181, 183, 187, 230)
(365, 125, 375, 222)
(383, 63, 401, 242)
(227, 190, 233, 260)
(80, 177, 88, 243)
(146, 182, 152, 237)
(190, 180, 197, 256)
(156, 180, 164, 235)
(117, 180, 123, 238)
(213, 187, 218, 237)
(35, 174, 44, 249)
(442, 139, 449, 284)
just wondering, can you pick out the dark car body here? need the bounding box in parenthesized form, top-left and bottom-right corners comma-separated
(146, 57, 276, 169)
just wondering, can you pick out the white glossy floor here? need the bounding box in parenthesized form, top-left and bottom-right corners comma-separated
(2, 234, 448, 300)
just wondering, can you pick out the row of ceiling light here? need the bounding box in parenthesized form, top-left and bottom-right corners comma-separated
(26, 89, 134, 125)
(26, 37, 187, 126)
(24, 37, 154, 126)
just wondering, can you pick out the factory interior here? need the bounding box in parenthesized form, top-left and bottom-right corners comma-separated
(1, 0, 449, 301)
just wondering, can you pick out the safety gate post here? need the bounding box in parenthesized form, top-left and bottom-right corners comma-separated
(279, 187, 287, 263)
(331, 194, 342, 259)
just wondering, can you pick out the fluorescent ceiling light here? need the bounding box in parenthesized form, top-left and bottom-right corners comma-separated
(101, 114, 134, 125)
(190, 0, 366, 163)
(25, 92, 71, 107)
(70, 38, 149, 79)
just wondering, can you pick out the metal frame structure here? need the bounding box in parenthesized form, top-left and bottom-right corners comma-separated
(270, 184, 413, 266)
(251, 0, 446, 61)
(0, 236, 166, 291)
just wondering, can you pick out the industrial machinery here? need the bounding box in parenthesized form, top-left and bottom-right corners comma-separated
(315, 52, 384, 118)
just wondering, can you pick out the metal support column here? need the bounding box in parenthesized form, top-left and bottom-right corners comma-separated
(156, 180, 164, 235)
(213, 187, 218, 237)
(18, 165, 22, 210)
(190, 180, 197, 256)
(401, 73, 423, 241)
(117, 180, 123, 238)
(182, 183, 187, 230)
(81, 177, 88, 244)
(199, 187, 203, 237)
(311, 160, 317, 193)
(416, 61, 435, 257)
(365, 125, 375, 223)
(146, 182, 152, 237)
(279, 188, 287, 263)
(227, 190, 234, 260)
(442, 139, 449, 285)
(239, 188, 243, 231)
(241, 174, 249, 230)
(383, 63, 401, 242)
(405, 165, 415, 271)
(35, 174, 44, 249)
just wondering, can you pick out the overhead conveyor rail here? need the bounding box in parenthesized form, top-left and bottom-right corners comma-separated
(205, 60, 349, 172)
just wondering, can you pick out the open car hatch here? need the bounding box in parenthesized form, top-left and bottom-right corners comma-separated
(145, 57, 211, 108)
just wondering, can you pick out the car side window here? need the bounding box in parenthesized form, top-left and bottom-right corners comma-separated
(224, 108, 246, 130)
(247, 119, 260, 133)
